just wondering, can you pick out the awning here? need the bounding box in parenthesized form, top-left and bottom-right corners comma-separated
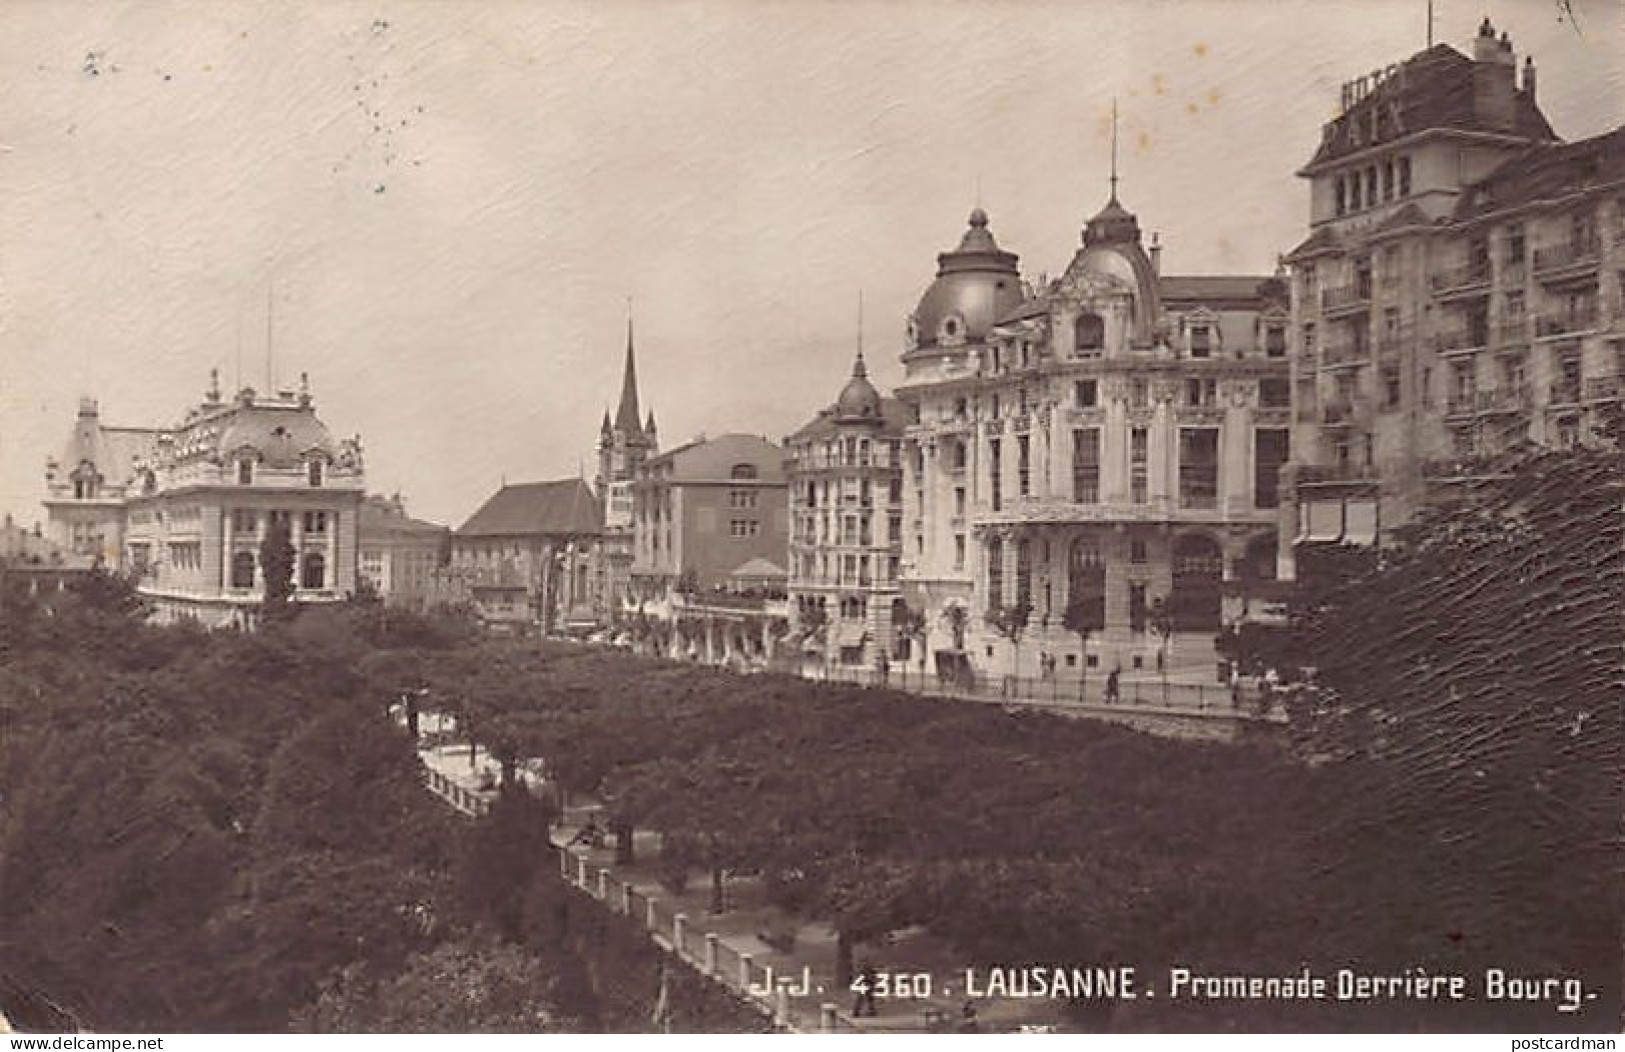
(836, 624, 869, 649)
(1343, 500, 1379, 546)
(1303, 500, 1345, 543)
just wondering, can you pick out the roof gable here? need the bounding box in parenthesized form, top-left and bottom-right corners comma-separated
(457, 478, 602, 537)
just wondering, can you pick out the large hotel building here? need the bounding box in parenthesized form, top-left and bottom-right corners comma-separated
(1284, 19, 1624, 556)
(896, 195, 1293, 681)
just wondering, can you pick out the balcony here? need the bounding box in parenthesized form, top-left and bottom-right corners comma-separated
(1548, 379, 1582, 406)
(1297, 462, 1377, 484)
(1584, 375, 1622, 403)
(1430, 262, 1490, 298)
(1534, 307, 1600, 339)
(1321, 400, 1358, 426)
(1498, 263, 1527, 288)
(1474, 384, 1532, 414)
(1491, 317, 1530, 347)
(1532, 237, 1600, 280)
(1433, 328, 1485, 355)
(1445, 391, 1477, 418)
(1321, 284, 1371, 316)
(1323, 341, 1371, 368)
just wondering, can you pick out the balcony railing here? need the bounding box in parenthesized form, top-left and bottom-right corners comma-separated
(1491, 318, 1530, 347)
(1430, 262, 1490, 295)
(1297, 462, 1377, 483)
(1323, 342, 1370, 366)
(1474, 384, 1532, 414)
(1498, 263, 1527, 287)
(1322, 400, 1356, 425)
(1584, 375, 1622, 402)
(1445, 391, 1477, 416)
(1532, 237, 1600, 274)
(1534, 307, 1599, 338)
(1548, 379, 1582, 405)
(1433, 329, 1485, 354)
(1321, 284, 1372, 313)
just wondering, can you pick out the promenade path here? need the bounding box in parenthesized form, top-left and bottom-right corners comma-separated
(416, 726, 1071, 1034)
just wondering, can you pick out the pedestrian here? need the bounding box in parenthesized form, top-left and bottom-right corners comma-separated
(1105, 668, 1120, 705)
(853, 962, 879, 1017)
(957, 1000, 981, 1033)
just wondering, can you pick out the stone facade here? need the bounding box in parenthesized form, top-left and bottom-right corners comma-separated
(785, 352, 911, 672)
(1284, 19, 1624, 561)
(897, 202, 1291, 686)
(43, 373, 365, 628)
(358, 494, 451, 609)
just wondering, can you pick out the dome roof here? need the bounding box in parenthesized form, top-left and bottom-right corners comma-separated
(1083, 194, 1142, 247)
(910, 208, 1023, 349)
(833, 352, 883, 423)
(217, 406, 337, 468)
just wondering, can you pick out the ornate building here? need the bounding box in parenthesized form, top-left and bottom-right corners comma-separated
(595, 316, 658, 615)
(897, 196, 1292, 685)
(43, 372, 366, 627)
(785, 351, 911, 671)
(1283, 19, 1624, 559)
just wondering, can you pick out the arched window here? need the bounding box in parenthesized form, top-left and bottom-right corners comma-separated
(301, 552, 326, 590)
(237, 458, 254, 485)
(1074, 312, 1105, 355)
(231, 551, 256, 589)
(730, 463, 758, 480)
(307, 459, 323, 487)
(986, 536, 1004, 605)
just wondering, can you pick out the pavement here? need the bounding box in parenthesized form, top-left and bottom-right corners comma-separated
(415, 726, 1072, 1033)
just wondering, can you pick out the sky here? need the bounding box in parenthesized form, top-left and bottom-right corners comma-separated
(1, 0, 1621, 528)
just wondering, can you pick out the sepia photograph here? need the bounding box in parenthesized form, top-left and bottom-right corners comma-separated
(0, 0, 1620, 1037)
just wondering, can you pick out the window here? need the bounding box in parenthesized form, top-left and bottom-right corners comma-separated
(954, 397, 968, 419)
(950, 440, 967, 471)
(1130, 427, 1149, 504)
(231, 509, 256, 533)
(1130, 538, 1148, 564)
(307, 459, 323, 487)
(1335, 177, 1347, 217)
(1130, 379, 1148, 408)
(1506, 223, 1525, 266)
(1349, 171, 1362, 210)
(301, 552, 326, 589)
(1186, 378, 1217, 407)
(989, 438, 1002, 512)
(1383, 366, 1402, 409)
(1398, 156, 1412, 197)
(1254, 429, 1289, 509)
(1072, 429, 1100, 503)
(989, 394, 1000, 418)
(1302, 322, 1316, 361)
(731, 519, 760, 537)
(729, 489, 757, 509)
(730, 463, 758, 480)
(1074, 312, 1105, 355)
(1259, 378, 1291, 408)
(1016, 435, 1031, 497)
(1014, 540, 1032, 608)
(302, 511, 328, 534)
(953, 487, 966, 517)
(1128, 583, 1147, 633)
(954, 534, 965, 570)
(237, 458, 254, 485)
(231, 551, 256, 589)
(1179, 428, 1219, 509)
(1382, 160, 1394, 201)
(986, 536, 1004, 604)
(1265, 325, 1287, 358)
(1075, 379, 1098, 408)
(1189, 324, 1212, 359)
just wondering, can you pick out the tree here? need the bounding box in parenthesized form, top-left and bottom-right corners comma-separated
(259, 515, 297, 622)
(893, 602, 926, 680)
(983, 600, 1032, 695)
(1147, 596, 1173, 702)
(1061, 596, 1104, 701)
(798, 602, 828, 677)
(939, 602, 968, 652)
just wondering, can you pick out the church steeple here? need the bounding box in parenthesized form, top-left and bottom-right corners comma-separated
(614, 312, 643, 435)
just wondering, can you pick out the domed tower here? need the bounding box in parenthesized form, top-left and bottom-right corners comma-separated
(905, 208, 1024, 363)
(833, 351, 884, 425)
(1059, 191, 1162, 348)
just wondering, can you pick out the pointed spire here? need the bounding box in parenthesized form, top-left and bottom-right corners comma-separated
(600, 408, 612, 434)
(1109, 97, 1120, 203)
(614, 302, 642, 434)
(644, 409, 657, 436)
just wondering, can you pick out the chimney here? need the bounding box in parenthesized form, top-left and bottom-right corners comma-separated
(1522, 56, 1537, 102)
(1149, 232, 1162, 276)
(1471, 19, 1517, 133)
(77, 396, 99, 419)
